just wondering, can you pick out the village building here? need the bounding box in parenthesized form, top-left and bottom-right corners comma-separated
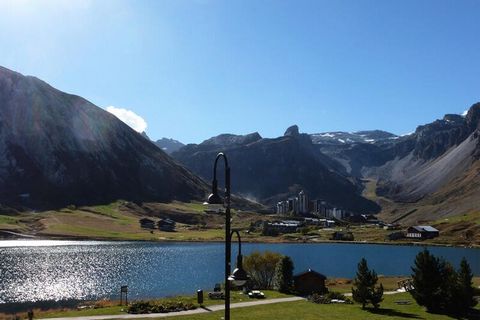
(387, 231, 405, 241)
(158, 218, 176, 232)
(293, 269, 327, 295)
(298, 190, 308, 214)
(139, 218, 155, 229)
(406, 226, 439, 239)
(276, 200, 289, 215)
(331, 231, 354, 241)
(271, 220, 303, 233)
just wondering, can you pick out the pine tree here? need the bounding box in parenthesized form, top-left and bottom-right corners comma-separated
(457, 258, 477, 312)
(273, 256, 294, 293)
(371, 283, 384, 309)
(352, 258, 383, 309)
(410, 249, 448, 312)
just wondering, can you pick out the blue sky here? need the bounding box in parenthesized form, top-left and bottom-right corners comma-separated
(1, 0, 479, 144)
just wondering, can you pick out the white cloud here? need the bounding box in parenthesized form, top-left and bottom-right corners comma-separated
(461, 110, 468, 117)
(106, 106, 147, 133)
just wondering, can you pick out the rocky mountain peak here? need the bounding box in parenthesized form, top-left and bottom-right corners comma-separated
(465, 103, 480, 131)
(284, 125, 299, 136)
(200, 132, 262, 147)
(443, 114, 465, 123)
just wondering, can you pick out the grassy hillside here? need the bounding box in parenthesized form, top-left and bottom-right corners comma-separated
(0, 201, 271, 242)
(363, 179, 480, 247)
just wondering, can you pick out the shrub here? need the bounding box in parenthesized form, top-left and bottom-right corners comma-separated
(127, 300, 196, 314)
(273, 256, 294, 293)
(309, 292, 353, 304)
(244, 251, 283, 289)
(326, 291, 347, 300)
(309, 293, 331, 304)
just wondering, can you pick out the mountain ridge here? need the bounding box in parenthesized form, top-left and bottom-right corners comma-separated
(0, 66, 208, 208)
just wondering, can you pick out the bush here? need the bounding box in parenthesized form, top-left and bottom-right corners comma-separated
(309, 293, 331, 304)
(127, 300, 196, 314)
(244, 251, 283, 289)
(309, 292, 353, 305)
(326, 291, 347, 300)
(273, 256, 294, 293)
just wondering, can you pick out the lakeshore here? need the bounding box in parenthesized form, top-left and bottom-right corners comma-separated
(0, 201, 478, 248)
(1, 240, 479, 306)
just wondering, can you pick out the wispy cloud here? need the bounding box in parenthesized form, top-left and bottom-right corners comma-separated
(106, 106, 147, 133)
(461, 110, 468, 117)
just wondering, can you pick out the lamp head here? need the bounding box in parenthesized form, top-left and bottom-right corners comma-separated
(206, 191, 223, 205)
(228, 254, 249, 287)
(228, 267, 249, 287)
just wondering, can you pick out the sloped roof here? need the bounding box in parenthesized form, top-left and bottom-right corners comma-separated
(410, 225, 439, 232)
(293, 268, 326, 280)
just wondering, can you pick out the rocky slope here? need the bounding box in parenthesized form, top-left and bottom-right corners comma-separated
(0, 66, 208, 208)
(154, 138, 185, 154)
(374, 105, 480, 202)
(313, 104, 480, 223)
(172, 125, 380, 214)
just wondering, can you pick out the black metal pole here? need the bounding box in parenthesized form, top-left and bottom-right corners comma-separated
(213, 153, 231, 320)
(224, 159, 231, 320)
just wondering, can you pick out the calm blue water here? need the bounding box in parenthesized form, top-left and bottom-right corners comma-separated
(0, 240, 478, 304)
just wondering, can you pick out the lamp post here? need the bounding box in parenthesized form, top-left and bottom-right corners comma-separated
(205, 152, 248, 320)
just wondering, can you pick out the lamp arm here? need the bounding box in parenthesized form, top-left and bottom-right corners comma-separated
(213, 153, 230, 204)
(230, 230, 242, 255)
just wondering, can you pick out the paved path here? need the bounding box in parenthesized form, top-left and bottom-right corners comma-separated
(39, 297, 305, 320)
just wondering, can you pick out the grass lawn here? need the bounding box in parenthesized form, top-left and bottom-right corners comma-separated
(30, 290, 291, 318)
(156, 293, 480, 320)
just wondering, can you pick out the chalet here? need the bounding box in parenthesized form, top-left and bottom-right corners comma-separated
(139, 218, 155, 229)
(293, 269, 327, 295)
(406, 226, 439, 239)
(158, 218, 176, 232)
(331, 231, 354, 241)
(387, 231, 405, 241)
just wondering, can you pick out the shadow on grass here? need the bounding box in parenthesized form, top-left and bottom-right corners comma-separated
(462, 309, 480, 320)
(428, 308, 480, 320)
(366, 308, 423, 319)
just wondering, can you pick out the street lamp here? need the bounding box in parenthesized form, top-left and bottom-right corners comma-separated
(205, 152, 249, 320)
(228, 230, 248, 287)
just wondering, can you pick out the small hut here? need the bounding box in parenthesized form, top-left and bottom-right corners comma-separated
(293, 269, 327, 295)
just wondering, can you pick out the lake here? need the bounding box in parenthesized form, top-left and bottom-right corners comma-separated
(0, 240, 479, 305)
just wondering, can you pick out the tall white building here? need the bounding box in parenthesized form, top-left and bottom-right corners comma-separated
(298, 190, 308, 214)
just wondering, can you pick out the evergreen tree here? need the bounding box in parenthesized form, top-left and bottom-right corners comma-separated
(457, 258, 477, 311)
(410, 249, 445, 312)
(352, 258, 383, 309)
(273, 256, 294, 293)
(371, 283, 384, 309)
(411, 250, 477, 315)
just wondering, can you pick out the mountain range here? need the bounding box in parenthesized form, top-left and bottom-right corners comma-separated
(171, 107, 480, 223)
(1, 65, 479, 224)
(172, 126, 380, 214)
